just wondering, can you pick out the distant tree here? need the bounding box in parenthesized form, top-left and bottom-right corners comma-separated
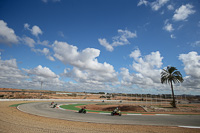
(161, 66, 184, 108)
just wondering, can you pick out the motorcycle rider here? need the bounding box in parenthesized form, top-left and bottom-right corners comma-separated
(79, 106, 86, 113)
(114, 107, 120, 113)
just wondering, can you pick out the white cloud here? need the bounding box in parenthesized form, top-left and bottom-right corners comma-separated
(0, 20, 18, 45)
(32, 48, 55, 61)
(24, 23, 30, 29)
(137, 0, 149, 6)
(131, 50, 163, 82)
(163, 23, 174, 32)
(0, 55, 28, 88)
(179, 51, 200, 78)
(112, 29, 137, 46)
(53, 40, 118, 85)
(37, 40, 50, 47)
(24, 23, 43, 37)
(151, 0, 169, 11)
(63, 67, 118, 85)
(167, 4, 174, 10)
(22, 36, 35, 48)
(179, 51, 200, 90)
(99, 29, 137, 52)
(137, 0, 169, 12)
(173, 4, 195, 21)
(129, 48, 141, 60)
(53, 40, 115, 73)
(98, 38, 114, 52)
(0, 53, 64, 90)
(24, 65, 59, 80)
(23, 65, 61, 88)
(170, 34, 176, 39)
(32, 26, 43, 36)
(191, 41, 200, 47)
(120, 49, 163, 89)
(120, 49, 164, 89)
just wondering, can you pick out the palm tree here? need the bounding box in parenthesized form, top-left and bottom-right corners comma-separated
(161, 66, 184, 108)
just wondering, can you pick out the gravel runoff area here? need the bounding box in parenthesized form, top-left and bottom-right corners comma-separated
(0, 101, 200, 133)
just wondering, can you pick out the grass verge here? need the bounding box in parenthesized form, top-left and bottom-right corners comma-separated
(9, 103, 28, 107)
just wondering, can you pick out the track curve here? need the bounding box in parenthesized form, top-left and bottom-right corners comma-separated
(18, 102, 200, 127)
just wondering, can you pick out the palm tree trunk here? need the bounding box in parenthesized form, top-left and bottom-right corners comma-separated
(170, 80, 176, 108)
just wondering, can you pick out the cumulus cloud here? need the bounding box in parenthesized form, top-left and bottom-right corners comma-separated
(63, 67, 118, 85)
(32, 48, 55, 61)
(24, 23, 43, 37)
(0, 20, 19, 45)
(99, 29, 137, 52)
(0, 55, 28, 88)
(98, 38, 114, 52)
(173, 4, 195, 21)
(22, 36, 35, 48)
(179, 51, 200, 78)
(37, 40, 50, 47)
(167, 4, 174, 10)
(129, 48, 141, 60)
(120, 49, 164, 89)
(53, 40, 118, 85)
(53, 40, 115, 73)
(23, 65, 59, 83)
(137, 0, 149, 6)
(163, 23, 174, 32)
(137, 0, 169, 11)
(179, 51, 200, 90)
(0, 53, 63, 90)
(131, 49, 163, 83)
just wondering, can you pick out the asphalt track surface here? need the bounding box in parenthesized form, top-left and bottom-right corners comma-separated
(18, 102, 200, 127)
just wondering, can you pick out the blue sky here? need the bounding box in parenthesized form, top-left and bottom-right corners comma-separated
(0, 0, 200, 95)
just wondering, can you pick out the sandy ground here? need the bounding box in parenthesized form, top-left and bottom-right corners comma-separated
(0, 101, 200, 133)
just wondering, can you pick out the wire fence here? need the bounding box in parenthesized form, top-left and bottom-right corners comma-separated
(110, 94, 199, 106)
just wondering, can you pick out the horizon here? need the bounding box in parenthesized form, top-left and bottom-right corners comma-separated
(0, 0, 200, 95)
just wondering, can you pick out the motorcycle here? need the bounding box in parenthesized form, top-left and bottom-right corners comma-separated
(79, 107, 86, 114)
(52, 103, 57, 108)
(111, 110, 122, 116)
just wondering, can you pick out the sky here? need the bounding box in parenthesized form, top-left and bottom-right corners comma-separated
(0, 0, 200, 95)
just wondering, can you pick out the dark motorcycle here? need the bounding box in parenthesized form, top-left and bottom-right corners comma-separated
(52, 103, 57, 108)
(79, 107, 86, 114)
(111, 111, 121, 116)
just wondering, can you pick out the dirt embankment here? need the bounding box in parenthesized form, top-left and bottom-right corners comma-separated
(79, 104, 146, 113)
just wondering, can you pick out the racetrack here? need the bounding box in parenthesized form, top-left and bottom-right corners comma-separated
(18, 101, 200, 127)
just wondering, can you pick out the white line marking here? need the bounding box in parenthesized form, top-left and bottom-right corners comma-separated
(99, 113, 110, 114)
(155, 114, 171, 116)
(179, 126, 200, 129)
(127, 114, 142, 115)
